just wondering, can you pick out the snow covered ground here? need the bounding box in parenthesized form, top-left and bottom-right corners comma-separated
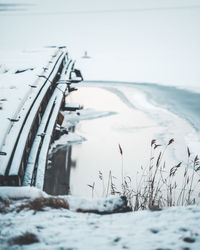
(1, 187, 200, 250)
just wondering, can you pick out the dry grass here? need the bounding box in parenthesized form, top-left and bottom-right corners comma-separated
(18, 197, 69, 211)
(0, 197, 69, 213)
(92, 139, 200, 211)
(8, 232, 39, 246)
(0, 197, 11, 213)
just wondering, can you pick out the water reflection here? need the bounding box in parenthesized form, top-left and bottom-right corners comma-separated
(44, 145, 76, 195)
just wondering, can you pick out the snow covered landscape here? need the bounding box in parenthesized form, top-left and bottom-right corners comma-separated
(1, 0, 200, 249)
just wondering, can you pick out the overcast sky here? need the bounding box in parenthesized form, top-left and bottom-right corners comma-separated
(0, 0, 200, 86)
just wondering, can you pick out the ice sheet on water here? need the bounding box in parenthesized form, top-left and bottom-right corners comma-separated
(49, 131, 86, 154)
(49, 108, 116, 152)
(64, 108, 117, 125)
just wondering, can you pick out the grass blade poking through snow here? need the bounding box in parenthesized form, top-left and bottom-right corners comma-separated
(118, 144, 124, 193)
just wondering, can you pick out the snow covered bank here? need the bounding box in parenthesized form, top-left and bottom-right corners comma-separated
(0, 186, 130, 214)
(0, 186, 48, 201)
(0, 187, 200, 249)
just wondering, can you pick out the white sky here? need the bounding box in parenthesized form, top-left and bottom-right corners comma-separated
(0, 0, 200, 86)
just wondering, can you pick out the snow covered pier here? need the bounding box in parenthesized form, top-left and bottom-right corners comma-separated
(0, 47, 83, 188)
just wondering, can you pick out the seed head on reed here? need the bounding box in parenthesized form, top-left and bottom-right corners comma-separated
(118, 144, 123, 155)
(168, 138, 174, 145)
(151, 139, 156, 147)
(88, 182, 95, 198)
